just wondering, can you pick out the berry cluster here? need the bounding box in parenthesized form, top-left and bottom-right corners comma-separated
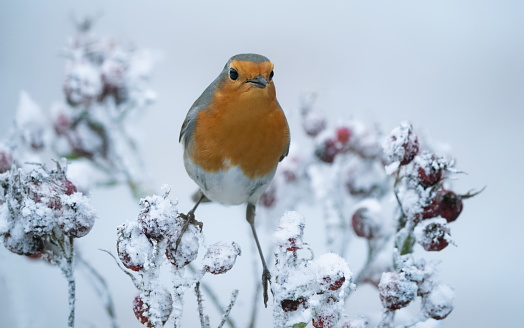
(116, 188, 241, 327)
(272, 211, 354, 328)
(0, 160, 95, 261)
(378, 256, 455, 321)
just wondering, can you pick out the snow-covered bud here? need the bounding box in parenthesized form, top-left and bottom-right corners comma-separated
(133, 288, 173, 327)
(378, 272, 418, 311)
(414, 218, 451, 252)
(165, 225, 200, 268)
(344, 160, 387, 198)
(274, 211, 306, 252)
(116, 222, 154, 272)
(382, 122, 419, 166)
(100, 57, 129, 105)
(203, 241, 241, 275)
(422, 283, 455, 320)
(59, 192, 96, 238)
(351, 199, 383, 239)
(138, 195, 178, 241)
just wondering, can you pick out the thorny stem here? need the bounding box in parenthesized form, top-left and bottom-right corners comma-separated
(187, 266, 236, 328)
(194, 282, 211, 328)
(62, 236, 76, 328)
(217, 289, 239, 328)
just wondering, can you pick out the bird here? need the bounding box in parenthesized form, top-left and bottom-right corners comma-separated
(179, 53, 290, 306)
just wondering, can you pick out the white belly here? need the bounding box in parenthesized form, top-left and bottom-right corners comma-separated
(184, 154, 275, 205)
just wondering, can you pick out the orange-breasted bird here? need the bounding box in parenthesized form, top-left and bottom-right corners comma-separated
(179, 53, 290, 306)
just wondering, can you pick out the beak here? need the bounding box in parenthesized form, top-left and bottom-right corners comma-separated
(246, 75, 267, 88)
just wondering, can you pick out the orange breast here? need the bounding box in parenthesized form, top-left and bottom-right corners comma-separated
(189, 82, 290, 179)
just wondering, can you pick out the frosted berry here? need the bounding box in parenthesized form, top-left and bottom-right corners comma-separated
(116, 222, 153, 271)
(3, 230, 44, 256)
(324, 276, 345, 291)
(203, 241, 241, 274)
(351, 200, 382, 239)
(378, 272, 417, 311)
(165, 229, 199, 268)
(315, 138, 339, 163)
(59, 194, 96, 238)
(422, 283, 455, 320)
(133, 289, 173, 328)
(414, 218, 450, 252)
(281, 297, 307, 312)
(383, 122, 419, 166)
(438, 190, 463, 223)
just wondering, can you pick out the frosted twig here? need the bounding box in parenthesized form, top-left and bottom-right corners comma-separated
(77, 254, 119, 328)
(378, 311, 395, 328)
(99, 249, 139, 288)
(217, 289, 239, 328)
(187, 265, 236, 328)
(194, 282, 211, 328)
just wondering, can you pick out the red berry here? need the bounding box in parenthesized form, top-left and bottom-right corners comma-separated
(351, 202, 382, 239)
(400, 130, 419, 165)
(315, 138, 339, 163)
(336, 127, 351, 145)
(378, 272, 417, 311)
(438, 190, 463, 223)
(420, 197, 440, 221)
(415, 218, 450, 252)
(133, 290, 173, 327)
(422, 283, 454, 320)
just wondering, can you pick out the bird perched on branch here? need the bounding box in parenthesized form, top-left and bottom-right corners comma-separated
(179, 53, 290, 306)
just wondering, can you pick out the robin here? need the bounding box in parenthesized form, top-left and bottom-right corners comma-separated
(179, 53, 290, 306)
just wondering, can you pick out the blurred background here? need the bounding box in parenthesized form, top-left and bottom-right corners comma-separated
(0, 0, 523, 327)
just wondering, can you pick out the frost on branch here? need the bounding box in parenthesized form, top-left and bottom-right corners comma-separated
(272, 211, 354, 328)
(114, 187, 241, 327)
(0, 159, 97, 327)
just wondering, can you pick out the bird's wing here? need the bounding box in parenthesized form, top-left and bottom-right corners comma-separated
(179, 74, 223, 145)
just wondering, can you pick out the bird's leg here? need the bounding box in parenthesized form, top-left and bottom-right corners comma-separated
(246, 203, 271, 308)
(175, 192, 206, 251)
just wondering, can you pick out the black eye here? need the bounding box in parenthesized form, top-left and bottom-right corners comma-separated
(229, 68, 239, 80)
(269, 70, 274, 80)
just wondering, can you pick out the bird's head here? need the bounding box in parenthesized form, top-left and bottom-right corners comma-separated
(220, 54, 276, 97)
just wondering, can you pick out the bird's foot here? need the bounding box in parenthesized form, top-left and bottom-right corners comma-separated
(175, 211, 203, 251)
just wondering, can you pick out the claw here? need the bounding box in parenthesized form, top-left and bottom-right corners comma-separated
(262, 268, 271, 307)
